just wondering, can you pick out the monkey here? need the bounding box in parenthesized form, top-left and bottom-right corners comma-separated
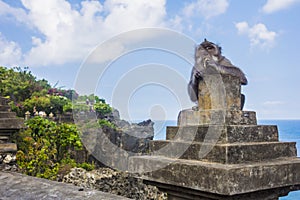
(188, 39, 248, 110)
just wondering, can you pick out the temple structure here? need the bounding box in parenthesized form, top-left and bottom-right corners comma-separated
(130, 73, 300, 199)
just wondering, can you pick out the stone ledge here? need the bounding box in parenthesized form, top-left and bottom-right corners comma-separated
(149, 140, 296, 164)
(0, 97, 8, 105)
(0, 112, 16, 118)
(144, 180, 300, 200)
(0, 171, 129, 200)
(166, 125, 278, 143)
(129, 155, 300, 196)
(178, 109, 257, 126)
(0, 118, 24, 129)
(0, 105, 10, 112)
(0, 143, 17, 153)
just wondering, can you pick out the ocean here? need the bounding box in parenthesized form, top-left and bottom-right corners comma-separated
(152, 119, 300, 199)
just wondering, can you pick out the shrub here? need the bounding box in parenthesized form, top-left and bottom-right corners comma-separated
(98, 119, 116, 129)
(77, 162, 95, 171)
(94, 102, 112, 118)
(16, 117, 83, 180)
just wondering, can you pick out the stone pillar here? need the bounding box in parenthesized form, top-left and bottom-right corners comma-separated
(129, 74, 300, 200)
(198, 73, 241, 111)
(178, 74, 256, 126)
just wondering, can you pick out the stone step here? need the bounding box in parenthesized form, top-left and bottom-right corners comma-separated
(178, 110, 257, 126)
(0, 129, 20, 136)
(166, 125, 279, 143)
(128, 155, 300, 196)
(0, 97, 8, 105)
(0, 136, 9, 141)
(149, 140, 297, 164)
(0, 112, 16, 118)
(0, 118, 24, 129)
(0, 105, 11, 112)
(0, 143, 17, 153)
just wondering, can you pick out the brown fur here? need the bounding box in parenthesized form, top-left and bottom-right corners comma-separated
(188, 39, 248, 108)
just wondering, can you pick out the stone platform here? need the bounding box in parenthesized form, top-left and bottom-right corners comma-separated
(129, 74, 300, 199)
(129, 122, 300, 198)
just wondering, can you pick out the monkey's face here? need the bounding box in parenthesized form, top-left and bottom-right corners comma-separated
(195, 45, 209, 66)
(201, 42, 220, 57)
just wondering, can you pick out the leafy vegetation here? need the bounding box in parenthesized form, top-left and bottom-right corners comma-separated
(1, 66, 116, 180)
(0, 66, 114, 119)
(0, 66, 78, 117)
(16, 117, 94, 180)
(98, 119, 116, 129)
(0, 66, 50, 103)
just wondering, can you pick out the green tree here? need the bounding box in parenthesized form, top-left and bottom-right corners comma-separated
(0, 66, 50, 102)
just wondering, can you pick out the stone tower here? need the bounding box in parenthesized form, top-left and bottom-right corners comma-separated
(130, 74, 300, 199)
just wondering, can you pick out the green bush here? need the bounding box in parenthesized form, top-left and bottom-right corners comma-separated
(63, 101, 73, 113)
(94, 102, 112, 118)
(16, 117, 83, 180)
(50, 95, 71, 114)
(98, 119, 116, 129)
(23, 96, 51, 115)
(77, 162, 95, 171)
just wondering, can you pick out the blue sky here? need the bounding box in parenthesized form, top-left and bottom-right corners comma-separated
(1, 0, 300, 121)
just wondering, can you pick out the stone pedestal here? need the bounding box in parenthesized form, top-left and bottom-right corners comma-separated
(129, 74, 300, 199)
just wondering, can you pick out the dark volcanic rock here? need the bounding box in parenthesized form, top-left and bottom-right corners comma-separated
(63, 167, 167, 200)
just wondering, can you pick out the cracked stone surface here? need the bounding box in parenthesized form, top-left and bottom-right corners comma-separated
(0, 171, 129, 200)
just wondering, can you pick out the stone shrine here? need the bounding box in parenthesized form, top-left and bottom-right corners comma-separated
(129, 73, 300, 199)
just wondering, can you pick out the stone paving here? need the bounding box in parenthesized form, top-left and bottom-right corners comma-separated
(0, 171, 129, 200)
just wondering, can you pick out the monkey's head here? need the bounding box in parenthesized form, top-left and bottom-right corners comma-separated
(199, 39, 222, 59)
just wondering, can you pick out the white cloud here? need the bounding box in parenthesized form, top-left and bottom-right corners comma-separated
(172, 0, 229, 33)
(182, 0, 229, 19)
(0, 0, 168, 66)
(263, 101, 284, 106)
(0, 0, 29, 26)
(235, 22, 277, 49)
(0, 33, 22, 67)
(262, 0, 300, 14)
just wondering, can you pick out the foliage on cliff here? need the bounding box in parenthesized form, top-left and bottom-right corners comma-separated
(1, 66, 115, 179)
(16, 117, 94, 180)
(0, 66, 78, 117)
(0, 66, 114, 119)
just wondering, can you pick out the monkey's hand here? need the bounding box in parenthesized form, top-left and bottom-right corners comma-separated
(194, 69, 203, 79)
(202, 57, 211, 69)
(190, 67, 204, 85)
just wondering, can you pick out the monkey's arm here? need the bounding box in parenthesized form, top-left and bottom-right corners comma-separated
(188, 67, 202, 102)
(206, 58, 248, 85)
